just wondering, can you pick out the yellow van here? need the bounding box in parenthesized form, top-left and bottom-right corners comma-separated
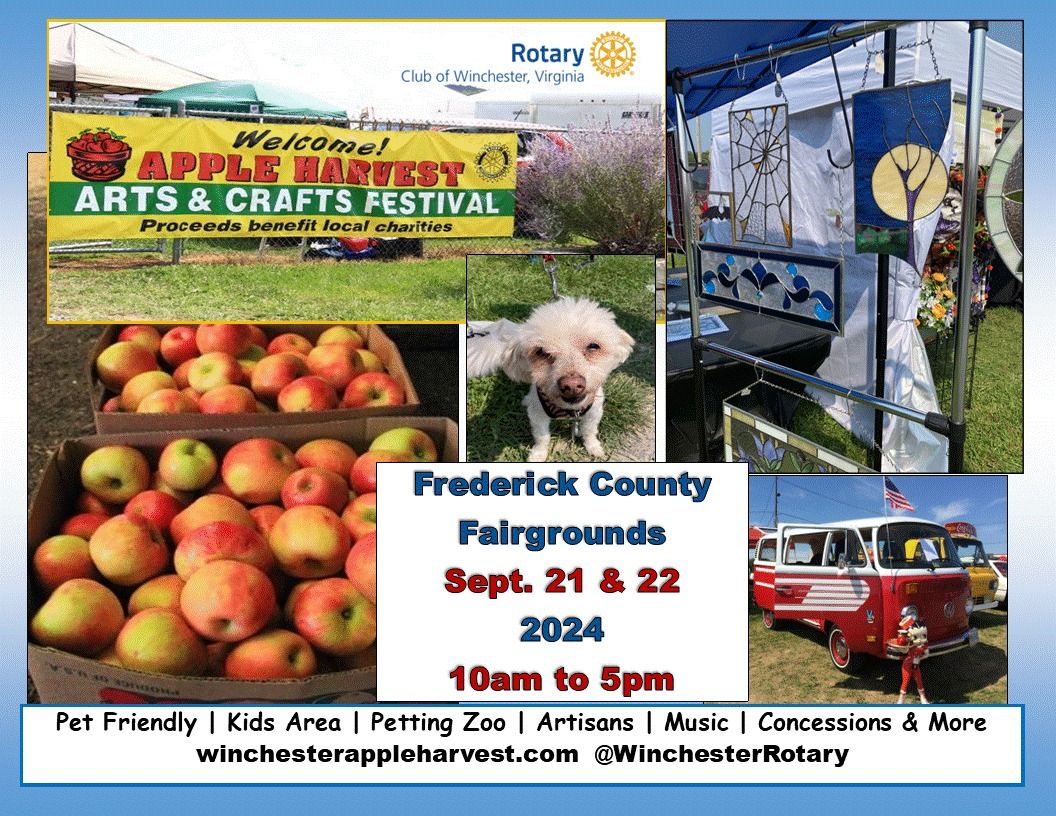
(945, 522, 999, 611)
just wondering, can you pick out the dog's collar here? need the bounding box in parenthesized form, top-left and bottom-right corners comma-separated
(536, 387, 594, 419)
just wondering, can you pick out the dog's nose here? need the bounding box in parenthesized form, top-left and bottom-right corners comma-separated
(558, 375, 586, 399)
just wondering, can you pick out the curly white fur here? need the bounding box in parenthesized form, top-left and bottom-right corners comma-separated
(467, 297, 635, 461)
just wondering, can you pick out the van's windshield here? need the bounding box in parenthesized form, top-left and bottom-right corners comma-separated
(875, 522, 961, 569)
(954, 538, 988, 567)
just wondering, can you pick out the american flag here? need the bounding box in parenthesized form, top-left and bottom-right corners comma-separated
(884, 478, 915, 511)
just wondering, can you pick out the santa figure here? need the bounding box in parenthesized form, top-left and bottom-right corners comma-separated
(888, 605, 930, 704)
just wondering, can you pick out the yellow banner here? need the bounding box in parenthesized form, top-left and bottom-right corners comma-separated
(49, 113, 517, 240)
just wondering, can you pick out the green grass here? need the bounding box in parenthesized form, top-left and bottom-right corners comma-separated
(467, 254, 656, 462)
(748, 599, 1007, 704)
(788, 307, 1023, 472)
(47, 257, 467, 321)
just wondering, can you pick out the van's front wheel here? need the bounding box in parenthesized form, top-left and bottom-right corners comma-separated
(827, 625, 864, 673)
(761, 609, 783, 630)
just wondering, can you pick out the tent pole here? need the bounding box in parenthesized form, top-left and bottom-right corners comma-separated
(670, 77, 709, 461)
(949, 21, 989, 473)
(871, 30, 898, 471)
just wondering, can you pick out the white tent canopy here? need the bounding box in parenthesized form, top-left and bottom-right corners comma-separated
(707, 22, 1022, 472)
(49, 23, 213, 96)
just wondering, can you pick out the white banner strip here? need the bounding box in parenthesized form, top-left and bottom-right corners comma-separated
(22, 705, 1023, 785)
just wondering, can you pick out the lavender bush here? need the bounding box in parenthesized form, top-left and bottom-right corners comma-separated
(517, 123, 665, 254)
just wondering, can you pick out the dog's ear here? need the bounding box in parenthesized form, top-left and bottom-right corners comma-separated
(500, 330, 536, 384)
(611, 327, 635, 366)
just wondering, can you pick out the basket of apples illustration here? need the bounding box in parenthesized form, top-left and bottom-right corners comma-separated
(66, 129, 132, 182)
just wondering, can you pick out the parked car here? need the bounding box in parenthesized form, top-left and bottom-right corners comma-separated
(753, 518, 977, 673)
(988, 553, 1008, 609)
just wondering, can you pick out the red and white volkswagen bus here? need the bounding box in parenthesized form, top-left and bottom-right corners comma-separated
(753, 517, 978, 672)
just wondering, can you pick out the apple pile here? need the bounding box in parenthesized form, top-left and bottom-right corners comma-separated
(30, 427, 438, 679)
(96, 324, 406, 415)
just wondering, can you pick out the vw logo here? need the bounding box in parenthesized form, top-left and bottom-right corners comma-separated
(944, 601, 955, 618)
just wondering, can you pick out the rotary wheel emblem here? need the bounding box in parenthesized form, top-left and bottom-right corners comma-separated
(590, 31, 636, 77)
(474, 143, 512, 181)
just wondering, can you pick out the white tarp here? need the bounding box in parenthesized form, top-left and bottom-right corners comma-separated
(49, 23, 212, 95)
(708, 22, 1022, 472)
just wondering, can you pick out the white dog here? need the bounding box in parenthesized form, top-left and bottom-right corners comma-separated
(468, 296, 635, 462)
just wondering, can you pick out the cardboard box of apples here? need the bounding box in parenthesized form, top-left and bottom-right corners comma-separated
(28, 417, 456, 704)
(90, 323, 421, 434)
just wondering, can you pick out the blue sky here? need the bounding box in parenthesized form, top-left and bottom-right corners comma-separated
(749, 475, 1008, 552)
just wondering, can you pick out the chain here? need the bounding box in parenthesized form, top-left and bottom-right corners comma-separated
(861, 23, 942, 87)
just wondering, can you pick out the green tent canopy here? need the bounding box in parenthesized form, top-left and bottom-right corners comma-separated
(135, 80, 348, 120)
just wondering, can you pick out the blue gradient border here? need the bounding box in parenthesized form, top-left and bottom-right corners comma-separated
(9, 3, 1054, 815)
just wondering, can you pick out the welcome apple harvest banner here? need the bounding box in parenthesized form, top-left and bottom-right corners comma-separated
(49, 113, 518, 240)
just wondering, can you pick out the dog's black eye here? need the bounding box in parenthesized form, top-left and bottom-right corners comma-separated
(586, 342, 601, 351)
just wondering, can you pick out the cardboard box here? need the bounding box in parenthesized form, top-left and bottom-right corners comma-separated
(91, 324, 421, 434)
(28, 416, 457, 704)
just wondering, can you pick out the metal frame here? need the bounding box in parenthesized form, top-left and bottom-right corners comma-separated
(669, 19, 987, 471)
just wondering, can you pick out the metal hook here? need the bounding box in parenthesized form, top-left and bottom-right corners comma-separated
(826, 23, 855, 169)
(733, 52, 746, 82)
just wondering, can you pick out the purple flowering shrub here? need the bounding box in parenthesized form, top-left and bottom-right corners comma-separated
(517, 123, 665, 253)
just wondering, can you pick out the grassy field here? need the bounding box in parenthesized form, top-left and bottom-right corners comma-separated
(748, 599, 1008, 704)
(789, 307, 1023, 472)
(467, 254, 656, 462)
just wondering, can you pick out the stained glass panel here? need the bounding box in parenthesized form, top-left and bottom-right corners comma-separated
(853, 79, 952, 272)
(696, 243, 843, 334)
(724, 402, 873, 473)
(728, 104, 792, 247)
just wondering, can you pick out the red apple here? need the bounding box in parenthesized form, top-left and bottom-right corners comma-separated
(269, 505, 351, 578)
(75, 491, 121, 517)
(316, 325, 365, 350)
(344, 531, 377, 604)
(277, 376, 338, 413)
(151, 471, 195, 506)
(160, 326, 199, 368)
(115, 608, 208, 676)
(342, 372, 405, 408)
(349, 450, 409, 495)
(180, 560, 277, 643)
(60, 512, 110, 540)
(170, 494, 256, 543)
(120, 370, 177, 411)
(354, 349, 387, 373)
(292, 577, 376, 656)
(369, 427, 439, 463)
(30, 578, 125, 657)
(249, 353, 309, 401)
(294, 438, 358, 477)
(125, 489, 184, 535)
(281, 467, 349, 514)
(341, 492, 376, 542)
(199, 384, 257, 414)
(267, 333, 314, 357)
(246, 325, 268, 349)
(221, 438, 299, 504)
(174, 520, 274, 579)
(102, 396, 122, 413)
(136, 388, 200, 414)
(196, 323, 254, 358)
(249, 504, 285, 539)
(159, 438, 218, 492)
(187, 351, 243, 393)
(307, 343, 365, 391)
(224, 629, 318, 679)
(88, 514, 169, 586)
(32, 534, 100, 591)
(172, 358, 194, 389)
(95, 341, 160, 391)
(117, 325, 162, 355)
(127, 573, 186, 615)
(80, 445, 151, 504)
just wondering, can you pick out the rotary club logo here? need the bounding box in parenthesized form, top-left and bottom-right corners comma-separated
(590, 31, 636, 77)
(473, 143, 512, 181)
